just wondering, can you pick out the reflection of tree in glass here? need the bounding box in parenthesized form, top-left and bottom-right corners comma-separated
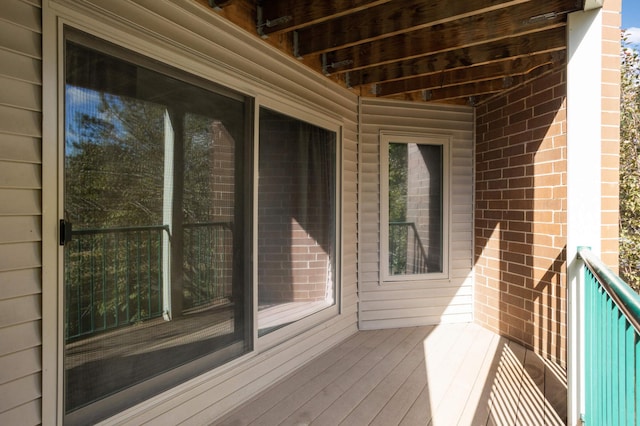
(65, 92, 165, 229)
(388, 143, 408, 275)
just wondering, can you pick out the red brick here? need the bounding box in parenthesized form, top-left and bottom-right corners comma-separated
(508, 85, 532, 104)
(509, 108, 533, 125)
(502, 166, 526, 178)
(509, 153, 534, 167)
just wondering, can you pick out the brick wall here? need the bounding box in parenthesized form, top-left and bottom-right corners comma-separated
(475, 2, 621, 366)
(601, 0, 621, 270)
(475, 69, 568, 365)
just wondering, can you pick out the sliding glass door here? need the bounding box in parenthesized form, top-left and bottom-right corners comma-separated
(63, 32, 252, 424)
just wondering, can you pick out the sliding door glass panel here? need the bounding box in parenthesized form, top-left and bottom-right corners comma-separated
(257, 108, 337, 335)
(63, 35, 251, 423)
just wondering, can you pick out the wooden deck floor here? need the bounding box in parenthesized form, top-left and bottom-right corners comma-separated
(214, 323, 567, 426)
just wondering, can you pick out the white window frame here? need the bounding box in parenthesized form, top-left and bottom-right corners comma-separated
(380, 131, 451, 283)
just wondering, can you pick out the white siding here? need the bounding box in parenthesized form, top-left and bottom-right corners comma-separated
(41, 0, 359, 424)
(0, 0, 42, 425)
(359, 98, 475, 330)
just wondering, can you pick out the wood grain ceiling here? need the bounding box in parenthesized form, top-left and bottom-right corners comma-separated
(197, 0, 584, 105)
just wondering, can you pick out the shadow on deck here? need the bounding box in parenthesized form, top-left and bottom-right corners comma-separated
(215, 323, 567, 425)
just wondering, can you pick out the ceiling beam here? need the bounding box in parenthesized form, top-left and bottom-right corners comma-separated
(295, 0, 531, 56)
(377, 51, 566, 96)
(207, 0, 234, 10)
(326, 0, 578, 73)
(347, 26, 567, 87)
(389, 61, 559, 103)
(259, 0, 394, 35)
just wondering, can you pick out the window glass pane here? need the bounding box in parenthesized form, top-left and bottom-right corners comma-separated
(64, 38, 250, 422)
(258, 108, 336, 335)
(388, 142, 443, 275)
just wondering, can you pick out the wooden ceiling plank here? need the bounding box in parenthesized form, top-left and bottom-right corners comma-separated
(295, 0, 533, 56)
(327, 0, 578, 73)
(260, 0, 394, 35)
(348, 26, 567, 87)
(378, 51, 566, 96)
(392, 62, 558, 102)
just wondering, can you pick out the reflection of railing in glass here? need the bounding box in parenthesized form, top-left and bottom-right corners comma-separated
(389, 221, 428, 275)
(65, 223, 232, 341)
(183, 222, 233, 309)
(65, 225, 167, 341)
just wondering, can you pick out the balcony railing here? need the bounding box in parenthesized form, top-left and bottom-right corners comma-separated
(578, 247, 640, 425)
(65, 222, 232, 342)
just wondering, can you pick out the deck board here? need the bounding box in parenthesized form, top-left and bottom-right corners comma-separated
(279, 327, 415, 425)
(249, 330, 393, 426)
(312, 327, 431, 425)
(214, 323, 567, 426)
(382, 322, 471, 425)
(457, 334, 508, 425)
(428, 325, 498, 425)
(339, 327, 436, 425)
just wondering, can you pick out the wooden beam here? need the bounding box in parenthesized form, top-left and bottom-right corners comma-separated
(194, 0, 257, 33)
(295, 0, 531, 56)
(347, 26, 567, 87)
(387, 62, 559, 103)
(326, 0, 578, 73)
(207, 0, 234, 10)
(377, 51, 566, 96)
(260, 0, 394, 35)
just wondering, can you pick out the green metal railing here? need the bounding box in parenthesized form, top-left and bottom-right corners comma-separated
(389, 221, 429, 274)
(579, 247, 640, 425)
(65, 222, 233, 341)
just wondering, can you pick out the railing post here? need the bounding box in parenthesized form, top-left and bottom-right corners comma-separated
(567, 4, 603, 423)
(569, 247, 587, 425)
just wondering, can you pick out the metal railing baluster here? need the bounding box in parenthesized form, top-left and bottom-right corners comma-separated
(102, 235, 107, 331)
(147, 229, 152, 319)
(157, 230, 162, 315)
(90, 236, 95, 335)
(136, 231, 141, 321)
(114, 233, 119, 328)
(76, 238, 82, 336)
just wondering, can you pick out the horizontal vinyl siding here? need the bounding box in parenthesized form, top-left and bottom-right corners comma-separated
(44, 1, 359, 424)
(0, 1, 42, 425)
(359, 98, 474, 330)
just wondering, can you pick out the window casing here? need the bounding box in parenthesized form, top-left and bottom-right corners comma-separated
(380, 132, 450, 283)
(60, 29, 340, 423)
